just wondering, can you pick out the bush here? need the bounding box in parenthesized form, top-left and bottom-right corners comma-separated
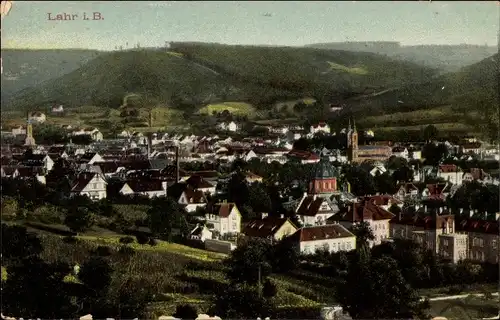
(136, 234, 150, 245)
(62, 236, 79, 244)
(119, 236, 134, 244)
(92, 245, 113, 257)
(118, 246, 135, 256)
(148, 238, 158, 246)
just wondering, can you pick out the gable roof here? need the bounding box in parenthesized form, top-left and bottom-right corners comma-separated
(71, 172, 104, 192)
(207, 202, 238, 217)
(390, 212, 455, 230)
(291, 224, 354, 242)
(125, 179, 165, 193)
(242, 217, 295, 238)
(296, 196, 331, 216)
(330, 201, 395, 223)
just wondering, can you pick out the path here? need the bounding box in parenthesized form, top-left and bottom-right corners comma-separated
(424, 292, 499, 302)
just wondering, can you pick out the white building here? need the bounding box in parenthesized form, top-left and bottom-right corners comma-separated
(119, 180, 167, 198)
(205, 201, 242, 237)
(437, 164, 463, 185)
(291, 224, 356, 255)
(71, 172, 107, 201)
(217, 121, 239, 132)
(310, 121, 331, 135)
(28, 112, 46, 124)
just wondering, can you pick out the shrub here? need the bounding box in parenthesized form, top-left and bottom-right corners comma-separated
(92, 245, 113, 257)
(119, 236, 134, 244)
(136, 234, 149, 245)
(62, 236, 79, 244)
(148, 238, 158, 246)
(118, 246, 135, 256)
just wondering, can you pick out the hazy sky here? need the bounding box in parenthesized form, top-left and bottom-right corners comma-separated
(2, 1, 499, 50)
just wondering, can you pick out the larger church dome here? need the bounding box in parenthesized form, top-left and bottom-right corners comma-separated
(312, 156, 338, 179)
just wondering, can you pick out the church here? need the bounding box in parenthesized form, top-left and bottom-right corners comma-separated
(346, 119, 392, 163)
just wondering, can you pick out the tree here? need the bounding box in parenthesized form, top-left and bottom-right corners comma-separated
(350, 221, 375, 249)
(78, 256, 113, 295)
(1, 224, 43, 264)
(247, 182, 272, 214)
(336, 253, 429, 319)
(271, 237, 300, 273)
(148, 197, 187, 240)
(173, 304, 198, 319)
(226, 238, 273, 285)
(423, 125, 439, 142)
(392, 166, 414, 183)
(209, 285, 274, 319)
(2, 256, 78, 318)
(64, 206, 95, 233)
(262, 279, 278, 298)
(422, 143, 448, 166)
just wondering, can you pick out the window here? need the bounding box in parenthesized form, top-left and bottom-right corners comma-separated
(323, 243, 330, 251)
(491, 239, 497, 249)
(232, 222, 237, 230)
(232, 214, 237, 221)
(332, 243, 337, 251)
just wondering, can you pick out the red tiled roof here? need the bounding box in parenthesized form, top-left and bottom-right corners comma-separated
(296, 196, 329, 217)
(125, 179, 164, 192)
(208, 202, 237, 218)
(331, 201, 395, 223)
(291, 224, 354, 242)
(242, 217, 294, 238)
(456, 217, 499, 235)
(364, 195, 402, 206)
(390, 212, 455, 230)
(438, 164, 460, 173)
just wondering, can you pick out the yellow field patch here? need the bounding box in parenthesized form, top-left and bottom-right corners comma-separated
(327, 61, 368, 75)
(197, 102, 255, 116)
(166, 51, 184, 58)
(77, 235, 226, 262)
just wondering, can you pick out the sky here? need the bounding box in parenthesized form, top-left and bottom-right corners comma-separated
(1, 1, 499, 50)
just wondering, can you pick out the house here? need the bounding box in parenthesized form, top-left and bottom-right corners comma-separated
(329, 201, 395, 247)
(11, 126, 26, 136)
(390, 211, 468, 263)
(119, 180, 167, 198)
(462, 168, 491, 184)
(70, 172, 107, 201)
(363, 195, 403, 211)
(72, 128, 104, 141)
(460, 142, 482, 154)
(360, 161, 387, 177)
(287, 150, 320, 164)
(244, 171, 263, 184)
(437, 164, 463, 185)
(178, 188, 208, 213)
(205, 201, 242, 237)
(51, 105, 64, 114)
(295, 195, 339, 226)
(189, 224, 213, 242)
(241, 217, 298, 243)
(290, 224, 356, 255)
(78, 152, 104, 165)
(391, 147, 409, 159)
(393, 183, 419, 201)
(217, 121, 239, 132)
(421, 183, 450, 200)
(310, 121, 331, 135)
(28, 111, 46, 124)
(185, 175, 216, 195)
(456, 216, 499, 264)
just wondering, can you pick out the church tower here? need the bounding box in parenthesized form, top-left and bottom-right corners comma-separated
(348, 118, 358, 162)
(24, 112, 36, 146)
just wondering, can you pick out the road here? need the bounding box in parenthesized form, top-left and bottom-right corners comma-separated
(424, 291, 499, 302)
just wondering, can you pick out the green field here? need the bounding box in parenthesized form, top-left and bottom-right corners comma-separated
(327, 61, 368, 75)
(429, 296, 499, 319)
(197, 102, 256, 116)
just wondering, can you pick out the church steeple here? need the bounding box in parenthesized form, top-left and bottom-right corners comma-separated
(348, 118, 352, 131)
(353, 118, 356, 132)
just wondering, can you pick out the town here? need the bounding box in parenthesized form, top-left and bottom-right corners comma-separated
(1, 107, 499, 320)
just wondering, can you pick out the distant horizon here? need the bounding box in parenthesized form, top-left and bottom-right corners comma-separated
(2, 41, 498, 51)
(1, 1, 498, 50)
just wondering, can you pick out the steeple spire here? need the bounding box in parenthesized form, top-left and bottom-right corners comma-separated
(348, 118, 352, 131)
(353, 118, 356, 131)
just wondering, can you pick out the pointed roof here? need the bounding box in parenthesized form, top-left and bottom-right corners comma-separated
(311, 156, 337, 179)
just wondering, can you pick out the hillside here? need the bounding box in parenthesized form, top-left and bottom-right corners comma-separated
(306, 42, 498, 73)
(346, 53, 499, 141)
(2, 43, 437, 112)
(1, 49, 103, 103)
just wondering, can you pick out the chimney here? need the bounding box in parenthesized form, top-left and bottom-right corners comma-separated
(459, 208, 463, 214)
(469, 210, 474, 218)
(280, 214, 284, 219)
(424, 205, 427, 212)
(439, 207, 443, 214)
